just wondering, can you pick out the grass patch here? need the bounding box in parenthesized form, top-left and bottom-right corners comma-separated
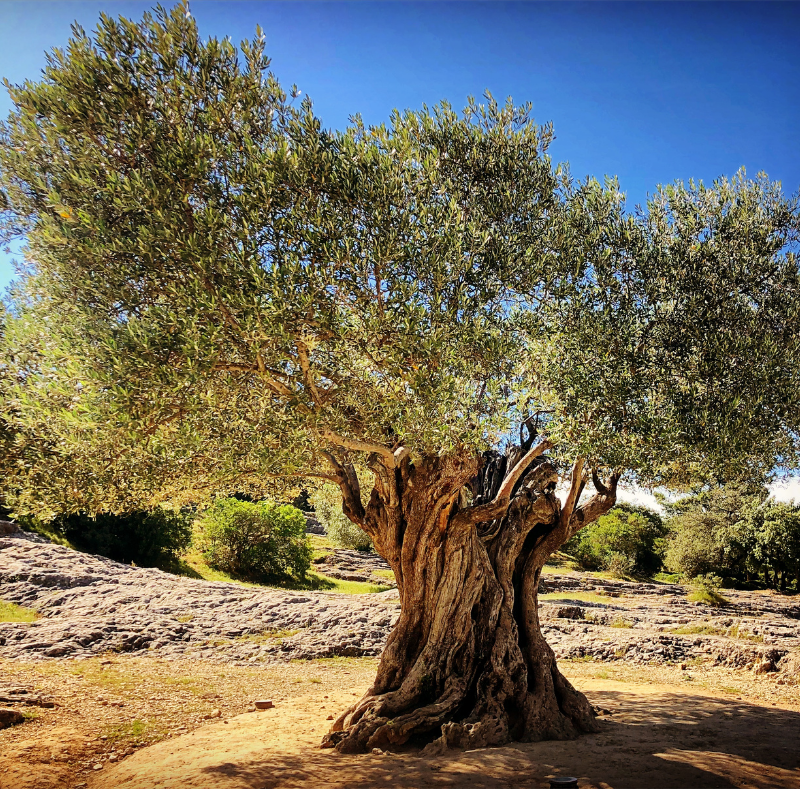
(543, 551, 581, 571)
(670, 623, 726, 636)
(16, 517, 77, 549)
(372, 569, 396, 582)
(0, 599, 40, 623)
(173, 543, 260, 587)
(687, 589, 729, 606)
(238, 628, 300, 644)
(305, 572, 390, 594)
(309, 533, 336, 561)
(301, 656, 379, 667)
(610, 616, 634, 628)
(654, 572, 683, 584)
(727, 622, 764, 643)
(175, 614, 194, 623)
(104, 718, 164, 746)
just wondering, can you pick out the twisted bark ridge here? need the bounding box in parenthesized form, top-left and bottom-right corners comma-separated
(320, 439, 619, 754)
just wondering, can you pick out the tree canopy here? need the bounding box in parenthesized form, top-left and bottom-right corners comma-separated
(1, 2, 799, 517)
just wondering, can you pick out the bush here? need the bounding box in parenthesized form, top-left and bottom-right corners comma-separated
(199, 498, 312, 581)
(564, 503, 666, 576)
(310, 484, 372, 551)
(20, 509, 192, 567)
(605, 552, 635, 579)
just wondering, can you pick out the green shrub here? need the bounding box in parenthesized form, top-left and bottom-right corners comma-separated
(565, 503, 666, 575)
(310, 484, 372, 551)
(20, 509, 192, 567)
(605, 552, 635, 579)
(199, 498, 312, 582)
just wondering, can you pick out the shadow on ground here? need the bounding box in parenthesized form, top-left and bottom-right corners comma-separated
(90, 681, 800, 789)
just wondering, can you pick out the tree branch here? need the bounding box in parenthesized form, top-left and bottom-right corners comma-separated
(320, 450, 365, 525)
(564, 469, 621, 540)
(320, 429, 398, 467)
(453, 438, 553, 528)
(295, 338, 323, 407)
(561, 456, 585, 525)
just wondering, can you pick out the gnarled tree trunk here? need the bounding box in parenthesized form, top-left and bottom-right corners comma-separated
(320, 440, 618, 754)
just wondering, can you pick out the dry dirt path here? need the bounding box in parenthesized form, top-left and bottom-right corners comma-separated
(1, 657, 799, 789)
(88, 674, 800, 789)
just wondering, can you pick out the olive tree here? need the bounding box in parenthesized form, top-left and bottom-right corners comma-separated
(2, 4, 800, 753)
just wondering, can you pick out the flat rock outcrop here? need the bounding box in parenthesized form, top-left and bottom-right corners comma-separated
(312, 549, 394, 585)
(0, 532, 398, 663)
(2, 530, 799, 676)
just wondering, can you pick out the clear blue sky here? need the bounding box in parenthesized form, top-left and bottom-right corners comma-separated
(1, 1, 798, 291)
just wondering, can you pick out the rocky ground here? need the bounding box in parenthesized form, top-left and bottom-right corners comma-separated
(2, 527, 799, 674)
(2, 526, 800, 788)
(312, 548, 395, 586)
(0, 530, 397, 663)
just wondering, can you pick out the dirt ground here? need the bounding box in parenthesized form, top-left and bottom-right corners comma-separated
(1, 656, 799, 789)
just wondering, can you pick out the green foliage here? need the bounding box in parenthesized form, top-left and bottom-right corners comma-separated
(737, 498, 800, 591)
(199, 498, 312, 582)
(564, 503, 666, 576)
(664, 484, 800, 590)
(0, 3, 798, 527)
(310, 483, 372, 551)
(19, 508, 192, 566)
(663, 483, 764, 582)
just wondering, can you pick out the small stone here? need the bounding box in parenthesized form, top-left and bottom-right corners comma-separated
(371, 747, 385, 755)
(208, 709, 222, 718)
(754, 660, 776, 675)
(93, 764, 103, 770)
(680, 663, 687, 670)
(326, 714, 334, 720)
(0, 708, 25, 729)
(254, 699, 274, 710)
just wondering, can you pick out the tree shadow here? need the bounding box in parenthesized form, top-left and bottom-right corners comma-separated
(172, 688, 800, 789)
(157, 557, 205, 580)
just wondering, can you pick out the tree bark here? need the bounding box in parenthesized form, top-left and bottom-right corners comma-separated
(320, 444, 619, 754)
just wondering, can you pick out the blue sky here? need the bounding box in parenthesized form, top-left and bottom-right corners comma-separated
(1, 0, 799, 292)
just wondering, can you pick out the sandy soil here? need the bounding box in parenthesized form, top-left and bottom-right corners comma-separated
(89, 678, 800, 789)
(0, 656, 379, 789)
(2, 657, 798, 789)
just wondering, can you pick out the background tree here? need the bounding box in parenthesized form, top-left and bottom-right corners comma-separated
(738, 498, 800, 591)
(2, 4, 800, 753)
(663, 483, 767, 582)
(565, 502, 666, 577)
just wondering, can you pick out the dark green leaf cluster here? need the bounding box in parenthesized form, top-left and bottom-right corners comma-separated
(18, 507, 192, 566)
(564, 502, 666, 575)
(663, 482, 800, 590)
